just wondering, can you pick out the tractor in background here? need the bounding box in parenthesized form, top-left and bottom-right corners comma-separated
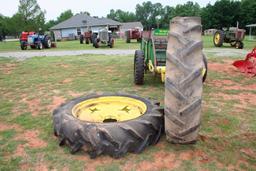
(125, 28, 142, 43)
(20, 31, 55, 50)
(92, 29, 114, 48)
(80, 31, 92, 44)
(213, 27, 246, 49)
(134, 29, 208, 84)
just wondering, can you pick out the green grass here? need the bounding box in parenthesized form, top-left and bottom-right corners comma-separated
(0, 39, 140, 52)
(1, 36, 255, 52)
(0, 54, 255, 170)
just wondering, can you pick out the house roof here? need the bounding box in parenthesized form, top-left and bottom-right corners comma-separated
(120, 22, 143, 30)
(50, 14, 121, 30)
(246, 24, 256, 28)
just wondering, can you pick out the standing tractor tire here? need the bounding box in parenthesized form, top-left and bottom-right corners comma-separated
(53, 93, 163, 158)
(165, 17, 204, 144)
(134, 50, 145, 85)
(213, 30, 224, 47)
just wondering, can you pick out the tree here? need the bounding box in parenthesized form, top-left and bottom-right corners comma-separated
(135, 1, 164, 29)
(57, 10, 73, 23)
(17, 0, 45, 31)
(240, 0, 256, 27)
(173, 1, 201, 17)
(107, 9, 136, 22)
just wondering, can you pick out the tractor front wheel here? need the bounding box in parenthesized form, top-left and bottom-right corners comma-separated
(235, 41, 244, 49)
(44, 36, 52, 48)
(20, 42, 27, 50)
(85, 38, 89, 44)
(213, 30, 224, 47)
(134, 50, 144, 85)
(80, 35, 84, 44)
(126, 38, 131, 43)
(110, 39, 114, 48)
(38, 42, 43, 50)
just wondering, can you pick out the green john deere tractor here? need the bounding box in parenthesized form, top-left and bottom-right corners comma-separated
(134, 28, 208, 85)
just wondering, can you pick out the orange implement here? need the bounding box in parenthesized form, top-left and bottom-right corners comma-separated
(233, 48, 256, 76)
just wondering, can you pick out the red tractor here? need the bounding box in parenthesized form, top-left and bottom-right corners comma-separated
(80, 31, 92, 44)
(125, 28, 142, 43)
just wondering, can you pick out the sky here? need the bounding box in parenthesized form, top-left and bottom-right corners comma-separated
(0, 0, 217, 21)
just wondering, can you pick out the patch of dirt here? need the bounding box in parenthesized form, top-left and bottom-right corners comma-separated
(77, 155, 113, 171)
(211, 92, 256, 108)
(0, 122, 22, 132)
(209, 79, 256, 91)
(47, 96, 66, 111)
(61, 78, 73, 84)
(208, 60, 241, 76)
(68, 91, 83, 97)
(35, 163, 48, 171)
(195, 150, 211, 163)
(22, 98, 41, 116)
(136, 151, 180, 170)
(0, 63, 16, 74)
(20, 163, 30, 171)
(15, 130, 47, 148)
(240, 148, 256, 159)
(15, 144, 27, 157)
(56, 64, 70, 68)
(179, 151, 194, 160)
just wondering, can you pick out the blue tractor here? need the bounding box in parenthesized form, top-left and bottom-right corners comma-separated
(20, 31, 52, 50)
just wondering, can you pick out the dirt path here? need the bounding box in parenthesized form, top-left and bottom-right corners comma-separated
(0, 49, 135, 60)
(0, 48, 250, 60)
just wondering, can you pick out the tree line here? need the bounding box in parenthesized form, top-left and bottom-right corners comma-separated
(107, 0, 256, 31)
(1, 0, 256, 37)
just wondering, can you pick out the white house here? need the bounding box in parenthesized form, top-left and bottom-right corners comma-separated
(50, 14, 121, 40)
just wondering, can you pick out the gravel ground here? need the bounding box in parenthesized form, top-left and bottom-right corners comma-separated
(0, 48, 249, 60)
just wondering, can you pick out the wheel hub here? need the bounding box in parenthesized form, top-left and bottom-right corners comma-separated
(72, 96, 147, 122)
(214, 33, 220, 44)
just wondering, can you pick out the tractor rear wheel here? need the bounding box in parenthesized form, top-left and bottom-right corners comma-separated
(213, 30, 224, 47)
(134, 50, 144, 85)
(165, 17, 204, 144)
(53, 93, 163, 158)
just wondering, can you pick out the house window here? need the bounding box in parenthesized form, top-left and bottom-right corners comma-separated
(77, 28, 81, 35)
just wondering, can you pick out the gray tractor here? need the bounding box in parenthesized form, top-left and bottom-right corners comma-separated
(92, 29, 114, 48)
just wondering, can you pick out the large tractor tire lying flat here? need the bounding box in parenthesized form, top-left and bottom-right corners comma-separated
(165, 17, 204, 144)
(53, 93, 163, 158)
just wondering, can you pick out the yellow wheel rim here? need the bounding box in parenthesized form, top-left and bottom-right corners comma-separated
(72, 96, 147, 122)
(214, 33, 220, 44)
